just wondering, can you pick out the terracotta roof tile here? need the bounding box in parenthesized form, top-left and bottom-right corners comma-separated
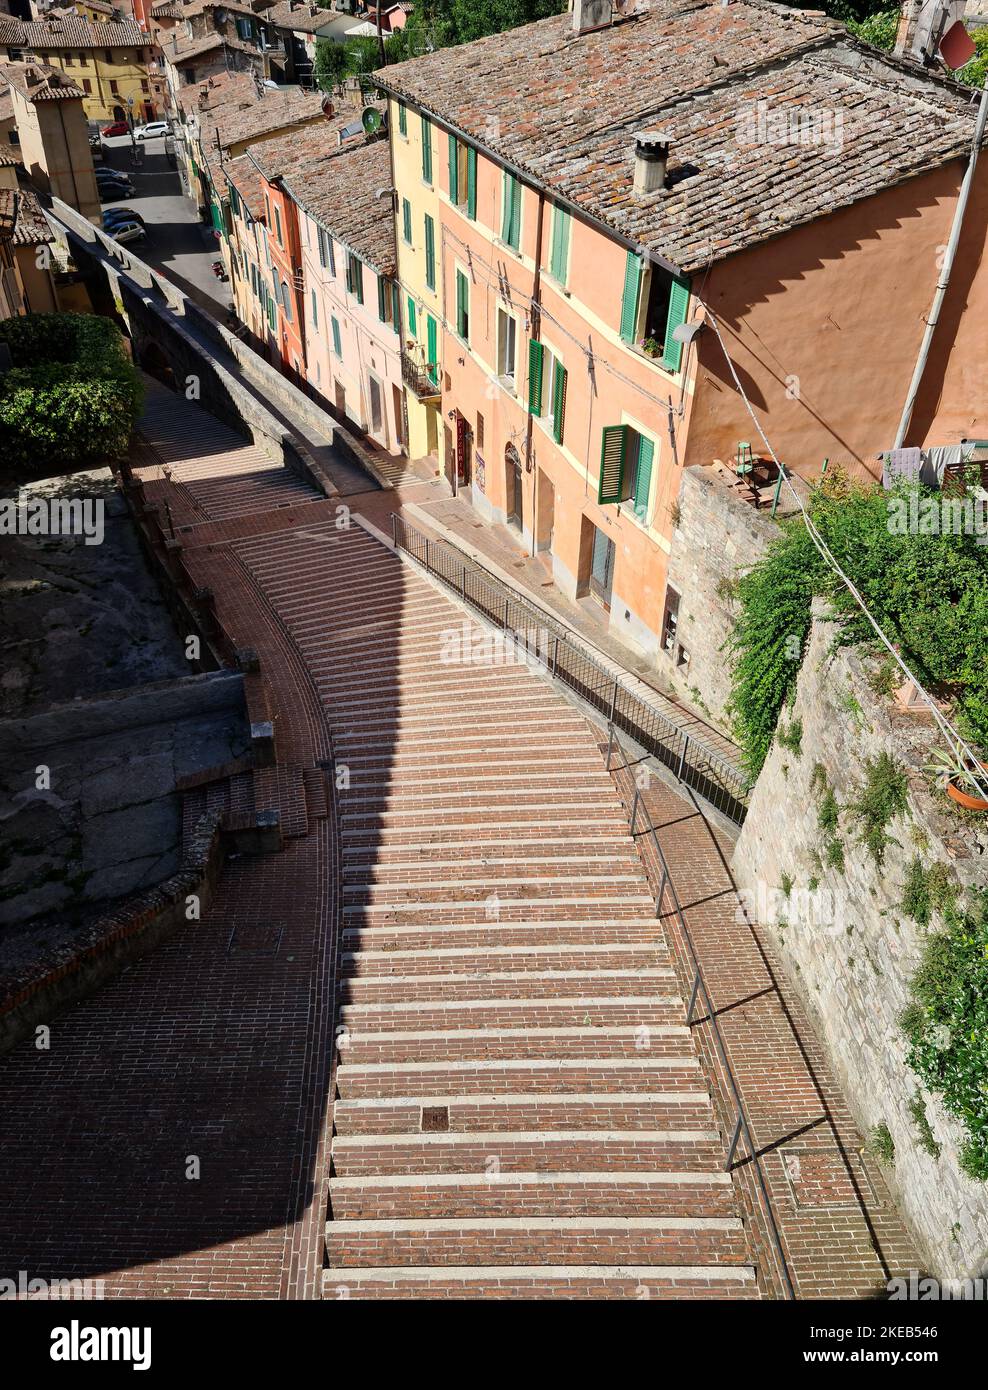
(373, 0, 979, 272)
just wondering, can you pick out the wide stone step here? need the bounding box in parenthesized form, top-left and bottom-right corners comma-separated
(335, 1057, 702, 1100)
(340, 921, 664, 951)
(337, 996, 684, 1032)
(331, 1129, 723, 1177)
(328, 1171, 737, 1221)
(333, 1092, 717, 1136)
(338, 967, 675, 1003)
(321, 1264, 756, 1300)
(324, 1215, 748, 1270)
(336, 1026, 693, 1065)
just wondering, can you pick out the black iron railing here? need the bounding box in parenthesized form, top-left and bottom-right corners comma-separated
(391, 513, 751, 824)
(605, 721, 795, 1299)
(400, 351, 440, 401)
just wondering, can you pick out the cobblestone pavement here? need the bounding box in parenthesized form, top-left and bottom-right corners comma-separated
(0, 383, 919, 1298)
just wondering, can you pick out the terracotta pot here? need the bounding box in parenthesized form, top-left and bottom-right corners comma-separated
(946, 764, 988, 812)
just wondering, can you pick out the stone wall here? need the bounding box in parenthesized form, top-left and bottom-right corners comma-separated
(654, 465, 778, 730)
(0, 671, 246, 926)
(733, 604, 988, 1281)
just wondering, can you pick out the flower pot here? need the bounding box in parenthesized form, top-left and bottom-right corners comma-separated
(946, 764, 988, 812)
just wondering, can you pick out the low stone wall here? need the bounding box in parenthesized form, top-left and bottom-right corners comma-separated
(732, 605, 988, 1280)
(654, 465, 778, 729)
(0, 810, 226, 1057)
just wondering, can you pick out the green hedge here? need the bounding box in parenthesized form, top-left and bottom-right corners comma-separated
(727, 472, 988, 777)
(0, 312, 143, 477)
(902, 893, 988, 1180)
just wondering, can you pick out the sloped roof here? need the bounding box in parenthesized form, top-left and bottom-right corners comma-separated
(1, 60, 86, 102)
(5, 15, 147, 48)
(248, 123, 396, 273)
(224, 151, 267, 218)
(373, 0, 983, 274)
(10, 185, 54, 245)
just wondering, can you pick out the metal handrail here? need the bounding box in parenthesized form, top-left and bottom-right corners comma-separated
(605, 720, 796, 1300)
(390, 511, 751, 824)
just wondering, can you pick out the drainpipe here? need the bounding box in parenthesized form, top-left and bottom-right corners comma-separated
(893, 77, 988, 448)
(526, 189, 546, 557)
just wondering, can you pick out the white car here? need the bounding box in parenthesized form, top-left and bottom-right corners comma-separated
(134, 121, 169, 141)
(110, 221, 147, 244)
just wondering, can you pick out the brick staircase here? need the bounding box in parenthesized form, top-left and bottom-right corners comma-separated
(233, 518, 760, 1300)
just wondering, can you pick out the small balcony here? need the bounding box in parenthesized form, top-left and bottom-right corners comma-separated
(401, 349, 440, 403)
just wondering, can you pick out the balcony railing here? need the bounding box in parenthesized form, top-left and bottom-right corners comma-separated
(401, 350, 440, 401)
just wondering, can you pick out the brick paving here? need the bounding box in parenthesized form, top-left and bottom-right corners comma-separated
(0, 378, 920, 1299)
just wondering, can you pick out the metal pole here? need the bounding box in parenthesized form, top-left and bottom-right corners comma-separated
(770, 465, 785, 519)
(726, 1111, 744, 1170)
(461, 566, 466, 602)
(605, 723, 614, 771)
(630, 786, 640, 835)
(390, 511, 398, 548)
(425, 537, 431, 571)
(551, 634, 559, 678)
(503, 597, 509, 630)
(608, 677, 619, 723)
(894, 76, 988, 447)
(676, 734, 689, 782)
(686, 970, 701, 1025)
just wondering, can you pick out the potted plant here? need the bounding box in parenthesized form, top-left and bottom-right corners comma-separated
(639, 336, 662, 359)
(925, 747, 988, 812)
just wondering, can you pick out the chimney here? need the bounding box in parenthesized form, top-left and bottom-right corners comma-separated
(633, 130, 670, 196)
(571, 0, 612, 35)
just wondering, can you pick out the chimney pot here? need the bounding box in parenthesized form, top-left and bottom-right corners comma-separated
(571, 0, 612, 35)
(633, 129, 670, 195)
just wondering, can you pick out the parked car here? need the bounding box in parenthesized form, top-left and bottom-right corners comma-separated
(96, 170, 135, 192)
(102, 208, 146, 227)
(133, 121, 169, 141)
(100, 121, 129, 138)
(108, 221, 146, 244)
(99, 182, 136, 202)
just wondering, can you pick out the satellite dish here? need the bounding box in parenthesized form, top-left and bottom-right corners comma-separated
(361, 106, 383, 134)
(321, 94, 335, 117)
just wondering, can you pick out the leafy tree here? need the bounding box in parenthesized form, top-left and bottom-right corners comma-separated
(314, 37, 349, 91)
(958, 27, 988, 89)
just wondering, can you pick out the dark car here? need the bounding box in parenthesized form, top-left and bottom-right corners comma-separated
(101, 121, 129, 138)
(99, 182, 136, 202)
(102, 208, 146, 227)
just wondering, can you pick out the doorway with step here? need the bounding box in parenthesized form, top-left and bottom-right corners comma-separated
(506, 443, 523, 531)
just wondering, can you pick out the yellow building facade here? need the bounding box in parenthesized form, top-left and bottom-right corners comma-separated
(389, 95, 444, 471)
(0, 19, 155, 124)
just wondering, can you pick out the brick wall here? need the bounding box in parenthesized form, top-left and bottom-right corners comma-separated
(732, 605, 988, 1281)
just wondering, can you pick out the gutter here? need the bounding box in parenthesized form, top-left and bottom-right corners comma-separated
(893, 75, 988, 448)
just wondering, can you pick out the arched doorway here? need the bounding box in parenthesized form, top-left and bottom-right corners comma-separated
(505, 442, 522, 530)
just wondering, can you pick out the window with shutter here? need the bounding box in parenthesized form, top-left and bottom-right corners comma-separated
(377, 274, 388, 322)
(549, 205, 570, 285)
(619, 250, 643, 343)
(348, 254, 364, 304)
(501, 172, 521, 250)
(424, 214, 435, 290)
(598, 425, 627, 504)
(317, 226, 327, 269)
(448, 132, 459, 205)
(426, 314, 438, 384)
(311, 288, 318, 331)
(421, 114, 432, 183)
(331, 315, 342, 357)
(527, 339, 544, 415)
(391, 281, 400, 334)
(632, 434, 654, 521)
(397, 100, 407, 137)
(661, 275, 691, 372)
(402, 197, 412, 244)
(551, 362, 568, 445)
(456, 268, 469, 342)
(406, 294, 417, 338)
(466, 146, 477, 220)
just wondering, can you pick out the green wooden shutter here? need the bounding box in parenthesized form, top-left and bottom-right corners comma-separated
(402, 198, 412, 243)
(391, 280, 400, 333)
(502, 173, 520, 248)
(661, 274, 691, 372)
(509, 176, 521, 248)
(527, 339, 544, 415)
(426, 314, 438, 383)
(456, 269, 468, 340)
(619, 250, 643, 343)
(551, 362, 568, 445)
(448, 132, 459, 204)
(406, 294, 417, 338)
(331, 315, 341, 356)
(466, 146, 477, 220)
(550, 206, 570, 284)
(397, 100, 407, 136)
(424, 214, 435, 289)
(633, 434, 654, 521)
(352, 256, 363, 304)
(598, 425, 627, 504)
(377, 273, 388, 322)
(421, 114, 432, 183)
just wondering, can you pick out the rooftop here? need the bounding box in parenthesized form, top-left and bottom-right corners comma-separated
(263, 1, 338, 33)
(247, 123, 396, 272)
(1, 14, 147, 49)
(224, 151, 267, 219)
(9, 184, 54, 245)
(374, 0, 982, 274)
(1, 59, 86, 102)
